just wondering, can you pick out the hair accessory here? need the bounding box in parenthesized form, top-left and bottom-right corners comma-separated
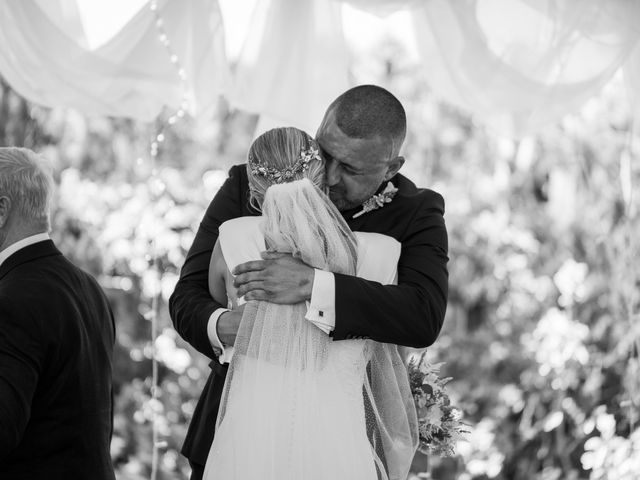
(353, 181, 398, 218)
(249, 144, 321, 183)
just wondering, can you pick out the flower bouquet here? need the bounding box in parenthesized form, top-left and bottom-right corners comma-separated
(408, 351, 468, 456)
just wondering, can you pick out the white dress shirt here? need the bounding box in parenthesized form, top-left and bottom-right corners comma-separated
(0, 233, 50, 268)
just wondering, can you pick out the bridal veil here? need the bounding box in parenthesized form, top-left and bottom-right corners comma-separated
(205, 178, 417, 480)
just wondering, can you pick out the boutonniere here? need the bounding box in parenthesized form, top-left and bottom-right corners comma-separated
(353, 182, 398, 218)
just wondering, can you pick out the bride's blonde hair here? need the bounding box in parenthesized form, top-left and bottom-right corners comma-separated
(246, 127, 325, 210)
(246, 126, 356, 274)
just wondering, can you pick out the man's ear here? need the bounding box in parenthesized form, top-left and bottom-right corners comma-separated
(0, 196, 10, 228)
(384, 156, 405, 181)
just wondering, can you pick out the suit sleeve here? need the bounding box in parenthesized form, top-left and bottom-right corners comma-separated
(332, 192, 449, 348)
(0, 303, 43, 457)
(169, 165, 244, 358)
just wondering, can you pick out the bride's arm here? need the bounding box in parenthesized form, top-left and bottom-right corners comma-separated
(208, 239, 244, 350)
(208, 238, 229, 306)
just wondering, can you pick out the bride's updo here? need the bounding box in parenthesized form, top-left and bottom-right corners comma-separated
(246, 127, 324, 210)
(245, 126, 356, 274)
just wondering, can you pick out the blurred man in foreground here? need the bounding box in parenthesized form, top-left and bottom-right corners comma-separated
(0, 147, 116, 480)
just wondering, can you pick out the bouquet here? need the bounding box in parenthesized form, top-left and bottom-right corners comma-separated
(407, 351, 468, 456)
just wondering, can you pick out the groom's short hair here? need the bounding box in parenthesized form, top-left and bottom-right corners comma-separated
(330, 85, 406, 148)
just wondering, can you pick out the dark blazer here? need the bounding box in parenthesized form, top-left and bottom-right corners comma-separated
(0, 240, 116, 480)
(170, 164, 449, 466)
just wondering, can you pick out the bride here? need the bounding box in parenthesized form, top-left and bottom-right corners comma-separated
(202, 127, 417, 480)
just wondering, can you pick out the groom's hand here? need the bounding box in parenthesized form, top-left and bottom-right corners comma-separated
(233, 252, 314, 304)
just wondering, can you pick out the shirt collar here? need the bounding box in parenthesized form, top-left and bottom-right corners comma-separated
(0, 233, 50, 268)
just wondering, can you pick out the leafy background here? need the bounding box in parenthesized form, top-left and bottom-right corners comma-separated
(1, 38, 638, 480)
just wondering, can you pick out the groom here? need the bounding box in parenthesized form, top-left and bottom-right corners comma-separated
(170, 85, 449, 478)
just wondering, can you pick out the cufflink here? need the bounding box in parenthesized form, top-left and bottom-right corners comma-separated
(319, 311, 324, 317)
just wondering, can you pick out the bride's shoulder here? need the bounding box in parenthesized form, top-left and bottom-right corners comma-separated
(354, 232, 400, 282)
(355, 231, 400, 252)
(218, 216, 265, 268)
(219, 216, 261, 236)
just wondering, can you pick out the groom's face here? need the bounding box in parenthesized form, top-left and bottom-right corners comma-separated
(316, 110, 403, 212)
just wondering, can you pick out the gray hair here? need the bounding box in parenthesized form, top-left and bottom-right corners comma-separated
(0, 147, 53, 230)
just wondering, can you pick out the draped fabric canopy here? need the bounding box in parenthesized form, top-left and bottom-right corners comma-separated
(413, 0, 640, 135)
(0, 0, 230, 121)
(1, 0, 639, 136)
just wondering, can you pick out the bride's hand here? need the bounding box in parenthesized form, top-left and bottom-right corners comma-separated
(233, 252, 315, 304)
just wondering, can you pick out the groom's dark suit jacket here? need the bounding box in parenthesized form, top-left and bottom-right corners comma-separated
(0, 240, 116, 480)
(170, 164, 449, 467)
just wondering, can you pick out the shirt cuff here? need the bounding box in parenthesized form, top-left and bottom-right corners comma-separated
(305, 269, 336, 334)
(207, 308, 234, 364)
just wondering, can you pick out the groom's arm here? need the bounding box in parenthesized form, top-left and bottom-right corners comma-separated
(332, 192, 448, 347)
(235, 190, 448, 348)
(169, 165, 245, 358)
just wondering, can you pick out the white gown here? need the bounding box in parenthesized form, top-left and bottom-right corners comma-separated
(203, 216, 402, 480)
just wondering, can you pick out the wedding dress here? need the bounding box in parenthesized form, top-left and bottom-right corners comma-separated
(203, 179, 417, 480)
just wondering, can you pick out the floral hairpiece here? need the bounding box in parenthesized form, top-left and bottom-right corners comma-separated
(249, 145, 321, 184)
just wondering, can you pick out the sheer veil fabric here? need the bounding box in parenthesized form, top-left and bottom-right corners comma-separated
(203, 178, 418, 480)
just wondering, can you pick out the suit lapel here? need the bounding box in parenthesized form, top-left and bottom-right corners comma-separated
(0, 240, 61, 281)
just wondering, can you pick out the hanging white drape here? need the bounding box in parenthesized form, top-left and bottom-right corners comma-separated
(1, 0, 639, 136)
(336, 0, 423, 17)
(0, 0, 230, 121)
(410, 0, 640, 136)
(229, 0, 640, 136)
(227, 0, 350, 135)
(624, 44, 640, 125)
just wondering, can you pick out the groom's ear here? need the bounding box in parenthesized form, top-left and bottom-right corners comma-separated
(384, 156, 404, 181)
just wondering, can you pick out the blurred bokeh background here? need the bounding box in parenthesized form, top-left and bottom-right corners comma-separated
(1, 1, 639, 479)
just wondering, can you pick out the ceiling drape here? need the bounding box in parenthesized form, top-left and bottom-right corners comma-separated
(0, 0, 229, 121)
(0, 0, 638, 136)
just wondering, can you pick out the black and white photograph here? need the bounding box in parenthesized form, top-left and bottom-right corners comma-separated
(0, 1, 639, 479)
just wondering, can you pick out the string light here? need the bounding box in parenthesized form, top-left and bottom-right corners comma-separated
(149, 0, 191, 121)
(146, 2, 193, 479)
